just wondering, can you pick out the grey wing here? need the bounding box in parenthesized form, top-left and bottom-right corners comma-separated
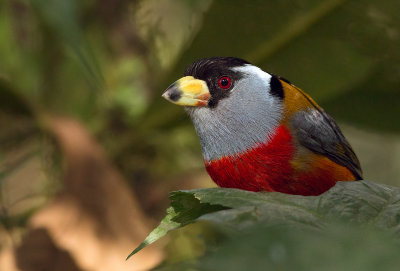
(291, 108, 363, 179)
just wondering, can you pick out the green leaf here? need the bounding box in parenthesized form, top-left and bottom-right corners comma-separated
(126, 207, 180, 260)
(129, 181, 400, 259)
(126, 193, 227, 259)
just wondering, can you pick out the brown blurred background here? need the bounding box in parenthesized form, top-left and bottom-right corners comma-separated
(0, 0, 399, 270)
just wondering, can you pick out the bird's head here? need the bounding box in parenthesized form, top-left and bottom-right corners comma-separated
(162, 57, 285, 161)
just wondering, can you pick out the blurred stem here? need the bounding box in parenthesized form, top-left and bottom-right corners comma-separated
(0, 150, 39, 181)
(246, 0, 348, 64)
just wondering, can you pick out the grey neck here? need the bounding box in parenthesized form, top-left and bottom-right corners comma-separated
(186, 65, 283, 162)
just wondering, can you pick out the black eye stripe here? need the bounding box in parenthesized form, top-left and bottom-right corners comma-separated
(183, 57, 250, 108)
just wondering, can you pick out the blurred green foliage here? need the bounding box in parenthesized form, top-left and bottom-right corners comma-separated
(0, 0, 399, 267)
(1, 0, 399, 186)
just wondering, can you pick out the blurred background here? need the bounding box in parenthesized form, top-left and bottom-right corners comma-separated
(0, 0, 399, 270)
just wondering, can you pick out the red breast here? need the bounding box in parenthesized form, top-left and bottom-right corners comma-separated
(205, 125, 356, 196)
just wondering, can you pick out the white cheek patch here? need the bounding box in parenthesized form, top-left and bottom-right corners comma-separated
(187, 64, 283, 162)
(233, 65, 272, 83)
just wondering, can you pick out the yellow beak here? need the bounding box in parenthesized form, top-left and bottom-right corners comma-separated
(162, 76, 210, 107)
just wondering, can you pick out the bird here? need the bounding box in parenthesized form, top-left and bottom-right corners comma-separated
(162, 57, 362, 196)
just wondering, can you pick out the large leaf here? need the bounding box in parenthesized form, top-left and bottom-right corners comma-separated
(128, 180, 400, 260)
(155, 223, 400, 271)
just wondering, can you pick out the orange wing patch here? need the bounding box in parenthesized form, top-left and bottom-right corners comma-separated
(280, 79, 321, 124)
(292, 150, 357, 182)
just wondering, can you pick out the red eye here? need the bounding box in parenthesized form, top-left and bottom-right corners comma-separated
(218, 76, 231, 89)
